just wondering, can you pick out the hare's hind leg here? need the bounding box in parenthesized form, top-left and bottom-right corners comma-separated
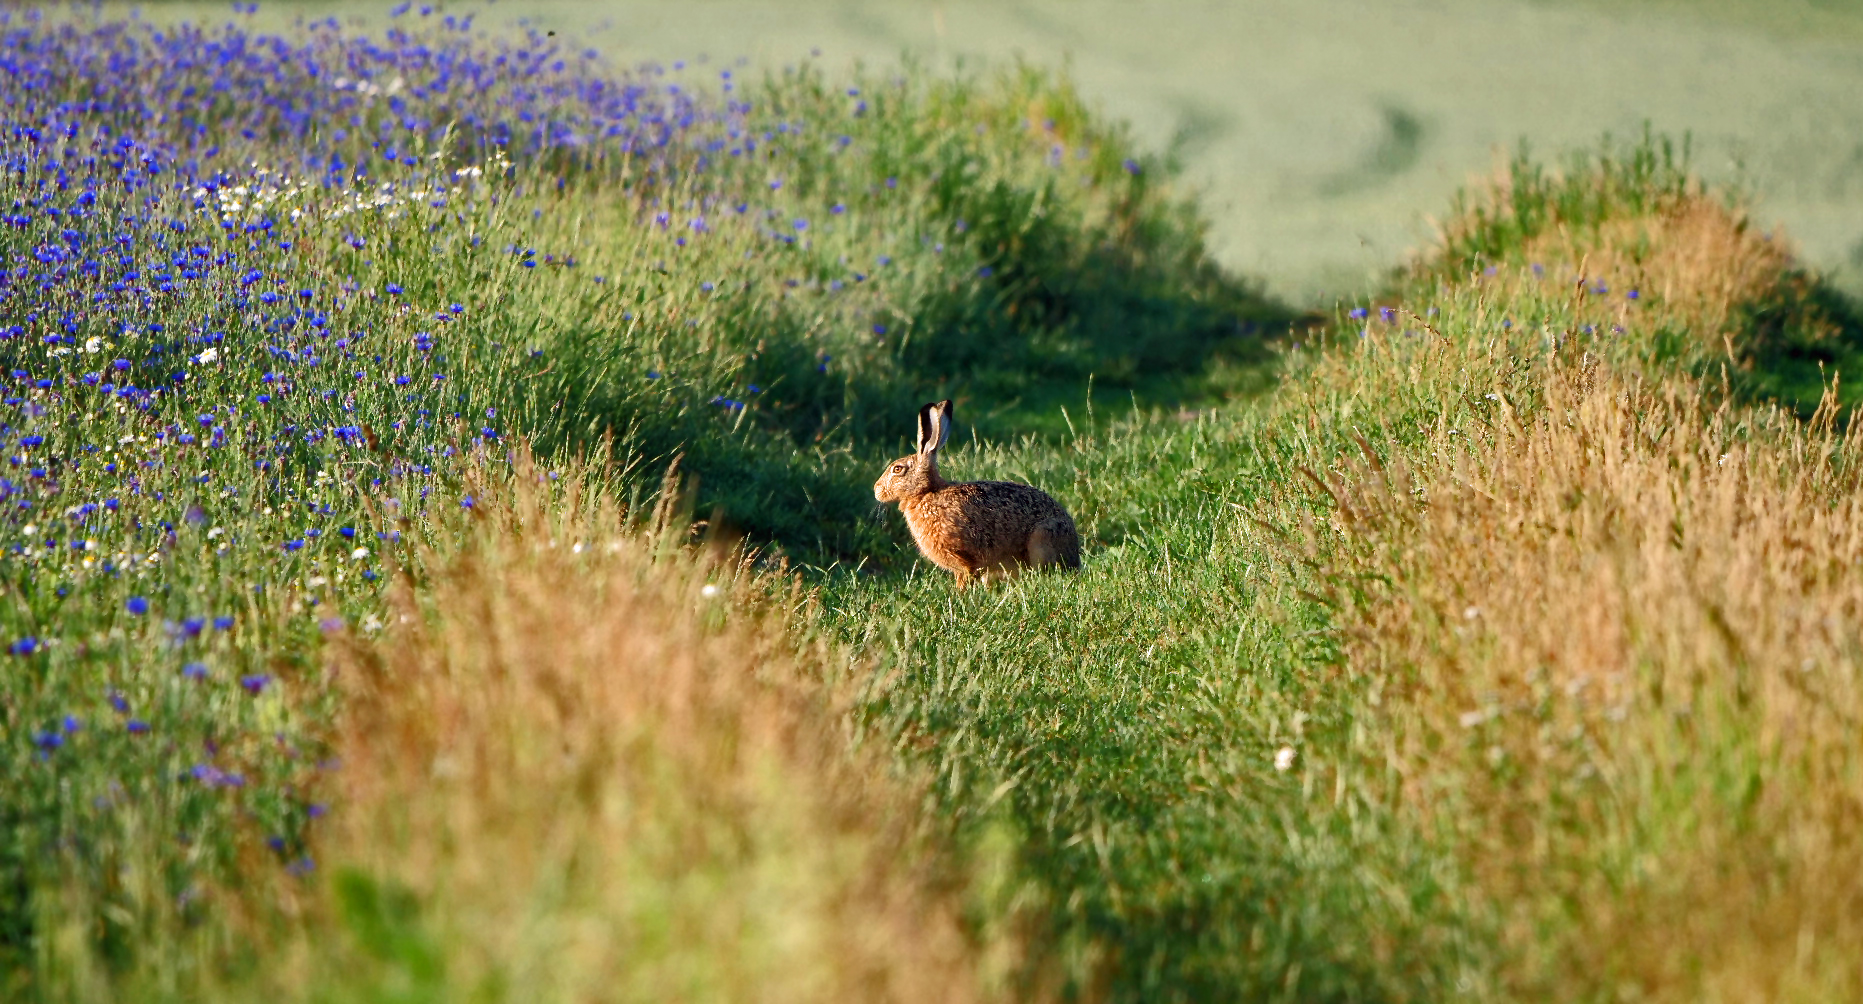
(1027, 519, 1080, 569)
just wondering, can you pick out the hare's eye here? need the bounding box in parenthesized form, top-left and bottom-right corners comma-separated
(892, 464, 906, 474)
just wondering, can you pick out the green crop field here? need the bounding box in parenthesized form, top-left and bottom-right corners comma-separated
(137, 0, 1863, 305)
(4, 4, 1862, 1003)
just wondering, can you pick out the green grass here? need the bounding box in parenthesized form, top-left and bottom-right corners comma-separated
(809, 147, 1863, 999)
(0, 13, 1283, 996)
(9, 8, 1863, 1003)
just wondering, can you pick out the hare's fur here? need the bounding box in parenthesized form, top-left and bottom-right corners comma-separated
(873, 400, 1081, 586)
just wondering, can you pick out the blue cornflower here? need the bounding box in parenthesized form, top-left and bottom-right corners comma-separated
(1348, 307, 1369, 320)
(461, 496, 475, 509)
(127, 720, 150, 735)
(9, 637, 38, 656)
(213, 616, 235, 631)
(126, 597, 149, 616)
(386, 283, 404, 295)
(240, 674, 271, 695)
(182, 662, 208, 680)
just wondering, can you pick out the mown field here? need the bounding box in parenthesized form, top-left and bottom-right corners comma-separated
(4, 6, 1861, 1004)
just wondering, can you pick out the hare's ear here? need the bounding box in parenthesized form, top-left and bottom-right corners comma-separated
(915, 402, 936, 454)
(935, 399, 954, 451)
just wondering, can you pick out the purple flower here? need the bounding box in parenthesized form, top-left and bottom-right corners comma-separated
(127, 719, 150, 734)
(240, 674, 272, 695)
(126, 596, 149, 616)
(182, 662, 209, 680)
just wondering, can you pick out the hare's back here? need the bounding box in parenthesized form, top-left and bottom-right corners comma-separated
(905, 480, 1078, 569)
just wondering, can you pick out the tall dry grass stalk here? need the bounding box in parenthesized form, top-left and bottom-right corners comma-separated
(1310, 337, 1863, 996)
(311, 453, 1006, 1003)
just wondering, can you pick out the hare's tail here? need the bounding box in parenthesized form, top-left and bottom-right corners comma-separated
(1030, 516, 1082, 569)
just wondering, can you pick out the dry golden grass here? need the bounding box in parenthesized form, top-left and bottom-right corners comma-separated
(1299, 181, 1863, 1000)
(1429, 155, 1847, 374)
(307, 455, 1015, 1004)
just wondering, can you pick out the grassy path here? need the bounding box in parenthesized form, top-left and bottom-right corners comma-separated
(6, 8, 1862, 1001)
(816, 145, 1863, 1000)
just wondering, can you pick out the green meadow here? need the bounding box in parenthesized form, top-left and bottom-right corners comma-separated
(5, 4, 1863, 1003)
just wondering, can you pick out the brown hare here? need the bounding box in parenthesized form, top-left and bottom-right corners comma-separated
(873, 399, 1081, 587)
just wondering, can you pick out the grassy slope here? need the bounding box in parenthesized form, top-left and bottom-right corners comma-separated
(0, 12, 1276, 1000)
(818, 141, 1863, 1001)
(8, 10, 1863, 1003)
